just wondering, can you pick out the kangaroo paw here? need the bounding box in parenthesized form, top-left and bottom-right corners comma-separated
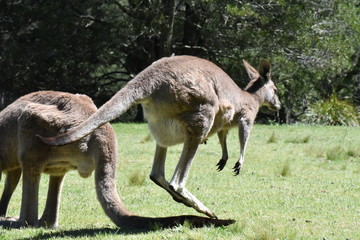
(232, 162, 242, 176)
(216, 159, 227, 171)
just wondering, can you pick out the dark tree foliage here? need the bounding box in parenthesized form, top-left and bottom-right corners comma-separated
(0, 0, 128, 106)
(1, 0, 359, 123)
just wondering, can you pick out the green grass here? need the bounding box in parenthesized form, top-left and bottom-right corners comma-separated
(266, 131, 278, 143)
(1, 124, 359, 239)
(128, 171, 146, 186)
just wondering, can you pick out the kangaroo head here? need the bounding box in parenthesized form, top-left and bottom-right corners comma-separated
(243, 59, 281, 111)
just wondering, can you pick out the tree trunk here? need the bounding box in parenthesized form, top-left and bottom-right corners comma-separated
(162, 0, 178, 56)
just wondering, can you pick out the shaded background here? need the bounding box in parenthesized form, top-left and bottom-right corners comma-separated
(1, 0, 359, 124)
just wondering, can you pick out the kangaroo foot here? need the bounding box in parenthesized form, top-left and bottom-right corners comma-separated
(38, 218, 59, 229)
(168, 184, 194, 208)
(0, 216, 18, 221)
(0, 218, 29, 229)
(232, 162, 242, 176)
(172, 195, 192, 208)
(150, 175, 192, 207)
(216, 159, 227, 171)
(169, 185, 217, 219)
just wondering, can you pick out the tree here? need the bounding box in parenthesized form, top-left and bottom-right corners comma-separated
(1, 0, 359, 123)
(0, 0, 130, 107)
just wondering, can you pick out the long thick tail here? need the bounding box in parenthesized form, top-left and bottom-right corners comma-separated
(96, 180, 235, 229)
(95, 158, 235, 230)
(37, 83, 144, 146)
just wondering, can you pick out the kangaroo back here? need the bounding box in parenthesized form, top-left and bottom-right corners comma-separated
(37, 82, 148, 145)
(37, 55, 229, 146)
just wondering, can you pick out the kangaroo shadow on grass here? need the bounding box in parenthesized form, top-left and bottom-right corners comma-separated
(17, 227, 147, 240)
(1, 216, 236, 240)
(0, 223, 164, 240)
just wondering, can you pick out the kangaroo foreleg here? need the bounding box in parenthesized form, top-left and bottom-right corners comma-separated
(38, 175, 65, 228)
(233, 118, 253, 175)
(216, 130, 229, 171)
(0, 168, 21, 217)
(169, 137, 217, 219)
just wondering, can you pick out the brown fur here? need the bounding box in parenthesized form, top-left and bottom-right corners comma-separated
(38, 56, 281, 219)
(0, 91, 233, 229)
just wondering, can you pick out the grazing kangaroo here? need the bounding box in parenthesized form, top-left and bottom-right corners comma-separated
(38, 55, 281, 219)
(0, 91, 233, 229)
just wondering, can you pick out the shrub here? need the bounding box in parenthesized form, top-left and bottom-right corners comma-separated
(285, 135, 311, 144)
(128, 172, 146, 186)
(280, 161, 291, 177)
(326, 145, 348, 161)
(267, 132, 278, 143)
(325, 145, 360, 161)
(302, 94, 359, 126)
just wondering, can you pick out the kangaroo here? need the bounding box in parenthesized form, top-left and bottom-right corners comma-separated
(0, 91, 233, 229)
(38, 55, 281, 219)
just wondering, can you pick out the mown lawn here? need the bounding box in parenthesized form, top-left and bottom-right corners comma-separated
(1, 123, 359, 240)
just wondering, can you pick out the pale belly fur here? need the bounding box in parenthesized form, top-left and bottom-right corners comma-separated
(147, 118, 186, 147)
(42, 146, 95, 178)
(142, 99, 235, 147)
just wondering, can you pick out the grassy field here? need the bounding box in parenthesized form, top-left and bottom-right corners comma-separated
(1, 123, 359, 240)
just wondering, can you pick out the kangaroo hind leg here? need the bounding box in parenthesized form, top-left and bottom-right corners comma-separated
(149, 145, 191, 206)
(149, 145, 168, 188)
(0, 168, 21, 217)
(169, 137, 217, 219)
(17, 166, 42, 227)
(39, 175, 65, 228)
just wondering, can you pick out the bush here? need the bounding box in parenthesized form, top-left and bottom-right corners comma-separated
(302, 94, 359, 126)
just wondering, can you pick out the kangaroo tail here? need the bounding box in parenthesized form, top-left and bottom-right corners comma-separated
(37, 83, 146, 146)
(95, 159, 235, 230)
(97, 192, 235, 229)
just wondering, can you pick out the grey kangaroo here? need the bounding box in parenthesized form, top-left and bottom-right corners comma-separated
(38, 56, 281, 219)
(0, 91, 233, 229)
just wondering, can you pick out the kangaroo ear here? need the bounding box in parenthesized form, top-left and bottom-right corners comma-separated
(243, 60, 260, 80)
(258, 60, 271, 80)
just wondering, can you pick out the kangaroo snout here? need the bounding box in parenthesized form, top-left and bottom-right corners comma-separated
(272, 102, 281, 111)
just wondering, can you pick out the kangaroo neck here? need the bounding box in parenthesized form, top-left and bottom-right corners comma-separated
(250, 87, 267, 106)
(234, 90, 261, 122)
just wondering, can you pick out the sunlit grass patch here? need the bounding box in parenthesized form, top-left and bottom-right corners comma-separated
(304, 146, 325, 159)
(227, 220, 246, 235)
(340, 164, 347, 171)
(249, 222, 278, 240)
(285, 135, 311, 144)
(279, 161, 291, 177)
(353, 167, 360, 174)
(266, 132, 278, 143)
(128, 171, 147, 186)
(140, 133, 153, 143)
(325, 145, 359, 161)
(326, 145, 347, 161)
(304, 143, 360, 162)
(346, 146, 360, 159)
(1, 124, 359, 240)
